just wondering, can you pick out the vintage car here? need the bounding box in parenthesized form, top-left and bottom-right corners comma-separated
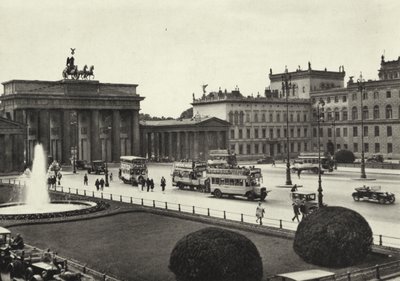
(87, 160, 106, 175)
(0, 227, 12, 269)
(289, 191, 319, 215)
(352, 186, 395, 204)
(366, 154, 384, 163)
(75, 160, 89, 170)
(256, 156, 274, 164)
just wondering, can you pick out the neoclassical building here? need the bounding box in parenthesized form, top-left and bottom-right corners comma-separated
(140, 116, 230, 161)
(0, 79, 143, 165)
(0, 116, 25, 173)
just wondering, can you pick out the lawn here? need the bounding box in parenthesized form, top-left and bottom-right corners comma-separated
(9, 212, 394, 281)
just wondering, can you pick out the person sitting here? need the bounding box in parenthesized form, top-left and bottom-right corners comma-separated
(42, 248, 52, 262)
(11, 233, 24, 250)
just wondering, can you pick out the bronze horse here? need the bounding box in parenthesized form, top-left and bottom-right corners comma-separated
(83, 65, 95, 80)
(62, 64, 95, 80)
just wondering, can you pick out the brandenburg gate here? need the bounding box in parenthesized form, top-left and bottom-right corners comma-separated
(0, 79, 144, 165)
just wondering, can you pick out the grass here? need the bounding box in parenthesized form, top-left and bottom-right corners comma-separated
(9, 212, 396, 281)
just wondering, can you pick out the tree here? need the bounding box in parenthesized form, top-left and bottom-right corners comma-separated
(169, 227, 263, 281)
(335, 149, 355, 163)
(293, 206, 373, 267)
(179, 108, 193, 119)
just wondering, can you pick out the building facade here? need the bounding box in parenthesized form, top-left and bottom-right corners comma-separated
(140, 116, 230, 161)
(0, 79, 143, 165)
(193, 89, 312, 160)
(0, 117, 25, 174)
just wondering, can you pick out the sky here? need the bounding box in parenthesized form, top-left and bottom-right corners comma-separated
(1, 0, 400, 118)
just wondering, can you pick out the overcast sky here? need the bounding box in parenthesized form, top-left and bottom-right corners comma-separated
(1, 1, 399, 117)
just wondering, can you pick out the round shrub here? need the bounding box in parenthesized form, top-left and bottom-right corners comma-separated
(335, 150, 355, 163)
(293, 206, 373, 267)
(169, 227, 263, 281)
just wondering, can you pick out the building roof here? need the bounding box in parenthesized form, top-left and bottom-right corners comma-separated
(140, 116, 230, 128)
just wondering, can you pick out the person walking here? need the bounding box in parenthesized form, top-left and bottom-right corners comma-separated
(140, 177, 145, 191)
(83, 174, 88, 186)
(150, 178, 154, 192)
(146, 178, 151, 192)
(57, 172, 62, 185)
(99, 178, 105, 190)
(291, 184, 298, 192)
(299, 201, 307, 220)
(95, 179, 100, 191)
(297, 169, 301, 179)
(292, 201, 301, 222)
(110, 173, 113, 182)
(272, 159, 276, 167)
(161, 176, 166, 193)
(255, 202, 265, 225)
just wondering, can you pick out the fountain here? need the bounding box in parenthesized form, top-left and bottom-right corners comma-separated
(0, 144, 107, 219)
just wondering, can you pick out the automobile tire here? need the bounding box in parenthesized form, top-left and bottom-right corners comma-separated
(178, 183, 184, 190)
(353, 195, 360, 201)
(372, 194, 378, 200)
(389, 196, 395, 204)
(312, 168, 319, 174)
(214, 189, 222, 198)
(247, 192, 255, 200)
(379, 198, 386, 204)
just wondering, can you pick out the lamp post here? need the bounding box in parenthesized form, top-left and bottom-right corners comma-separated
(331, 120, 337, 170)
(282, 67, 292, 186)
(357, 73, 367, 179)
(316, 99, 325, 208)
(105, 126, 111, 187)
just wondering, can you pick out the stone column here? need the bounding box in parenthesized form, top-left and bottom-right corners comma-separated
(132, 110, 140, 155)
(62, 110, 71, 164)
(185, 131, 190, 160)
(112, 110, 121, 161)
(91, 110, 101, 161)
(193, 131, 199, 160)
(176, 132, 181, 160)
(38, 110, 50, 154)
(141, 130, 148, 158)
(159, 132, 165, 158)
(4, 135, 12, 173)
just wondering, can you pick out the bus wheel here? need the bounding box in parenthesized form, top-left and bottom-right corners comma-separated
(247, 192, 255, 200)
(178, 183, 184, 190)
(312, 168, 319, 174)
(214, 189, 222, 198)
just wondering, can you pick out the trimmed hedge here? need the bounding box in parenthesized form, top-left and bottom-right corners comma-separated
(335, 150, 355, 163)
(293, 206, 373, 267)
(169, 227, 263, 281)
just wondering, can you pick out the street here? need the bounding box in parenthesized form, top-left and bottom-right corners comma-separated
(57, 163, 400, 246)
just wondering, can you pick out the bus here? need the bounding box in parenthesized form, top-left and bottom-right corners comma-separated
(207, 166, 270, 200)
(171, 161, 210, 192)
(207, 149, 237, 168)
(291, 153, 334, 174)
(119, 156, 148, 185)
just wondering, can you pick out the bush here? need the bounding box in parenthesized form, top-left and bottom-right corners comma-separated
(169, 227, 263, 281)
(293, 206, 373, 267)
(335, 150, 355, 163)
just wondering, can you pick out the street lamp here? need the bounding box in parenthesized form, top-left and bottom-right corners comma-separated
(282, 67, 292, 186)
(331, 120, 337, 170)
(316, 99, 325, 208)
(357, 73, 367, 179)
(105, 126, 112, 187)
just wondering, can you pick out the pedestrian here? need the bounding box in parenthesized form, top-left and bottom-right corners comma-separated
(110, 173, 113, 182)
(161, 176, 166, 193)
(99, 178, 105, 190)
(57, 173, 62, 185)
(297, 169, 301, 179)
(255, 202, 265, 224)
(83, 174, 88, 186)
(299, 201, 307, 220)
(146, 178, 151, 192)
(150, 178, 154, 192)
(272, 159, 276, 167)
(292, 201, 301, 222)
(291, 184, 298, 192)
(95, 179, 100, 191)
(141, 177, 146, 191)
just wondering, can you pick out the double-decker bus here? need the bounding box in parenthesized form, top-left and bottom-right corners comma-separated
(119, 156, 148, 185)
(171, 161, 210, 192)
(207, 149, 237, 168)
(207, 166, 270, 200)
(291, 153, 334, 174)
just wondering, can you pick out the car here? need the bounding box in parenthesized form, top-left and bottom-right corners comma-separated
(87, 160, 106, 174)
(352, 186, 395, 204)
(256, 156, 274, 164)
(0, 227, 12, 269)
(289, 191, 319, 215)
(366, 154, 384, 163)
(75, 160, 89, 170)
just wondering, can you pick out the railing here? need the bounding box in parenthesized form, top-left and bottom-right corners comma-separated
(1, 178, 400, 249)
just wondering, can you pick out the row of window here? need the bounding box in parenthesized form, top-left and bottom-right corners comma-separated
(230, 142, 309, 155)
(312, 105, 398, 122)
(352, 143, 393, 154)
(312, 126, 393, 138)
(228, 111, 308, 125)
(231, 127, 309, 139)
(351, 90, 397, 101)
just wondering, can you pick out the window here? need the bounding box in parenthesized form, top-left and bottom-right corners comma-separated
(230, 145, 236, 153)
(342, 95, 347, 102)
(277, 143, 281, 153)
(327, 97, 331, 103)
(246, 113, 251, 122)
(297, 142, 301, 152)
(246, 144, 251, 154)
(386, 91, 391, 98)
(277, 128, 281, 138)
(297, 113, 300, 122)
(239, 129, 243, 139)
(277, 113, 281, 122)
(290, 114, 294, 122)
(290, 128, 294, 137)
(375, 143, 380, 153)
(352, 106, 358, 120)
(362, 106, 369, 119)
(343, 128, 348, 137)
(269, 113, 273, 122)
(262, 144, 266, 154)
(354, 143, 358, 152)
(319, 127, 323, 137)
(254, 128, 259, 138)
(239, 144, 243, 154)
(269, 129, 274, 138)
(234, 111, 239, 124)
(374, 126, 379, 136)
(334, 110, 340, 121)
(387, 126, 392, 137)
(304, 142, 308, 151)
(337, 144, 341, 150)
(362, 91, 368, 100)
(386, 105, 392, 118)
(304, 128, 308, 137)
(290, 143, 294, 152)
(336, 127, 340, 137)
(373, 106, 380, 119)
(262, 128, 266, 138)
(328, 128, 332, 137)
(239, 111, 244, 124)
(303, 114, 307, 122)
(344, 144, 348, 150)
(334, 96, 339, 103)
(254, 143, 259, 154)
(363, 126, 368, 137)
(352, 93, 357, 101)
(246, 128, 251, 138)
(313, 128, 317, 138)
(261, 113, 266, 122)
(254, 113, 258, 122)
(364, 143, 369, 153)
(374, 91, 379, 99)
(230, 129, 235, 139)
(388, 143, 393, 153)
(297, 128, 301, 137)
(342, 110, 348, 120)
(229, 111, 234, 123)
(353, 127, 358, 137)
